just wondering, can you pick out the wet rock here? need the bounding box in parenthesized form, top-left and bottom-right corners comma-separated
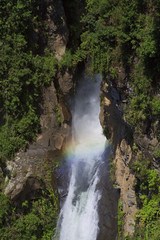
(55, 163, 71, 207)
(58, 70, 75, 97)
(12, 177, 43, 207)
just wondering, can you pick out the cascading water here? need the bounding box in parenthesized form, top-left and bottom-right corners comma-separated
(54, 71, 107, 240)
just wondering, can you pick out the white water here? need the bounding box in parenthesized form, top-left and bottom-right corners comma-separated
(54, 72, 106, 240)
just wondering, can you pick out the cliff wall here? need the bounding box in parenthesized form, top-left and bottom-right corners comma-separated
(100, 66, 160, 237)
(100, 76, 137, 235)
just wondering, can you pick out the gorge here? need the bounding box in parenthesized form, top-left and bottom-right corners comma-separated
(0, 0, 160, 240)
(54, 71, 118, 240)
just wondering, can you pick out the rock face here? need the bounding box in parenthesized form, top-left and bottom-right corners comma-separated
(114, 141, 137, 234)
(100, 62, 160, 237)
(4, 0, 73, 206)
(100, 81, 137, 235)
(4, 75, 73, 205)
(45, 0, 69, 61)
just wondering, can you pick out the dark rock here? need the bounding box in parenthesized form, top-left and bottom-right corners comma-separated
(55, 162, 71, 208)
(97, 153, 119, 240)
(45, 0, 69, 61)
(12, 177, 43, 207)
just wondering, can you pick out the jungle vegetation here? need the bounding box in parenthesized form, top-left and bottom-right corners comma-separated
(0, 1, 58, 239)
(0, 0, 57, 165)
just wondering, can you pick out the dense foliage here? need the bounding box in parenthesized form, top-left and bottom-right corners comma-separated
(75, 0, 160, 128)
(0, 189, 59, 240)
(125, 154, 160, 240)
(0, 1, 59, 239)
(0, 0, 57, 164)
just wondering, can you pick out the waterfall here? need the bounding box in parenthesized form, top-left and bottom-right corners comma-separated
(54, 71, 107, 240)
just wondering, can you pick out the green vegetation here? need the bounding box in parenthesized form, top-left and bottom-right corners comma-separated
(0, 189, 59, 240)
(74, 0, 160, 131)
(0, 158, 59, 240)
(125, 153, 160, 240)
(118, 200, 124, 239)
(0, 0, 57, 165)
(54, 105, 63, 127)
(109, 155, 116, 182)
(59, 49, 73, 71)
(116, 152, 160, 240)
(0, 1, 59, 238)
